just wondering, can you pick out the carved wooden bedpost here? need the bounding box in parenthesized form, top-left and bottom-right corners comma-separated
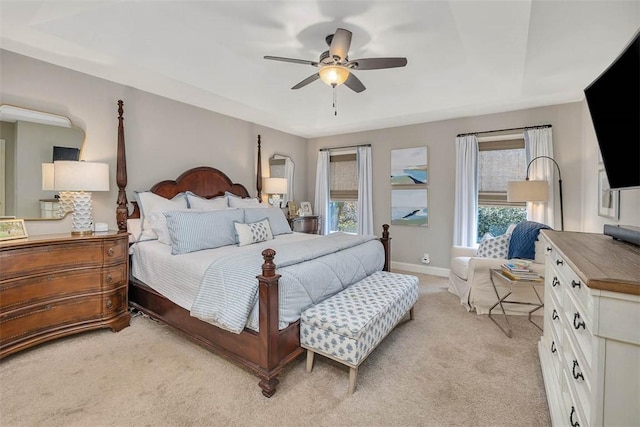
(380, 224, 391, 272)
(256, 248, 281, 397)
(116, 100, 128, 232)
(256, 135, 262, 200)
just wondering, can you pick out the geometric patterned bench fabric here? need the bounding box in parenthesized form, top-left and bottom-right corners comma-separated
(300, 271, 419, 393)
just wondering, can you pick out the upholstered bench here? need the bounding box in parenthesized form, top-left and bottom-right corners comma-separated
(300, 271, 419, 394)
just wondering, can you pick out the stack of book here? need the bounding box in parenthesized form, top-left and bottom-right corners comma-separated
(500, 260, 542, 281)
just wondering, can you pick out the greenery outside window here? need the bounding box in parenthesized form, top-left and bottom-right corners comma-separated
(329, 152, 358, 233)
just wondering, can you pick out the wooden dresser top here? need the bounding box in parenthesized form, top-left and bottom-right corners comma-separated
(542, 230, 640, 296)
(0, 231, 125, 249)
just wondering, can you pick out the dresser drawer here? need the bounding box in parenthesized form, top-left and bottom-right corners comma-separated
(0, 294, 103, 347)
(562, 328, 592, 426)
(563, 290, 593, 369)
(0, 268, 102, 312)
(103, 264, 127, 291)
(102, 288, 127, 318)
(0, 241, 103, 281)
(103, 238, 128, 265)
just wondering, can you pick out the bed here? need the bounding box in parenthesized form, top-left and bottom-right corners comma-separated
(114, 100, 391, 397)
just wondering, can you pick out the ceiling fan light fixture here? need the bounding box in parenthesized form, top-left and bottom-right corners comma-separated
(318, 65, 350, 86)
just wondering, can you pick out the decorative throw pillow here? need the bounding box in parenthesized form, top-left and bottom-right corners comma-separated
(234, 219, 274, 247)
(149, 209, 192, 245)
(134, 191, 188, 241)
(243, 207, 292, 236)
(186, 191, 228, 210)
(476, 233, 511, 259)
(226, 192, 261, 208)
(164, 209, 243, 255)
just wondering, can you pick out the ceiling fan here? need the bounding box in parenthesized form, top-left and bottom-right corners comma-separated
(264, 28, 408, 93)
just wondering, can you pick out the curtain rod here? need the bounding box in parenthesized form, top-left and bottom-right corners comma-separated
(320, 143, 371, 152)
(456, 124, 551, 138)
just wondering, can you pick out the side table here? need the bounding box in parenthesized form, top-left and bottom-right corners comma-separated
(488, 269, 544, 338)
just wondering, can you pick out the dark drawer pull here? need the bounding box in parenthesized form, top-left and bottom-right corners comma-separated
(106, 300, 113, 309)
(570, 406, 580, 427)
(106, 274, 113, 283)
(551, 341, 557, 354)
(546, 247, 552, 252)
(552, 309, 559, 320)
(572, 360, 584, 381)
(556, 259, 564, 266)
(552, 277, 560, 287)
(573, 313, 586, 330)
(107, 247, 115, 256)
(571, 280, 581, 289)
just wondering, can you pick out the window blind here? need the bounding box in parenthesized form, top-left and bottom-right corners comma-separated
(330, 153, 357, 201)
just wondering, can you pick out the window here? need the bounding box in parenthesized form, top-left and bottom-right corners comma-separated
(329, 152, 358, 233)
(477, 138, 527, 241)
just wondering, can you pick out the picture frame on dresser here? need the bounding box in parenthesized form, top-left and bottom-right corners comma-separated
(597, 168, 619, 219)
(0, 219, 28, 241)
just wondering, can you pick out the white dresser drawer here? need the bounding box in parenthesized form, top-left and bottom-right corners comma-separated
(563, 327, 592, 422)
(563, 290, 593, 370)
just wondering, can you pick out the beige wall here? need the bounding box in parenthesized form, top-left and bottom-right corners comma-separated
(1, 50, 308, 231)
(308, 102, 640, 271)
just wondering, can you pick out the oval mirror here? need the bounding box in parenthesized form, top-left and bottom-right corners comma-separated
(0, 105, 85, 220)
(269, 154, 294, 207)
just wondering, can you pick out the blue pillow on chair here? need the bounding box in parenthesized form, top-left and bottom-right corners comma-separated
(508, 221, 552, 260)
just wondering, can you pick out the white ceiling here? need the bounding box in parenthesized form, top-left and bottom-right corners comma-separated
(1, 1, 638, 138)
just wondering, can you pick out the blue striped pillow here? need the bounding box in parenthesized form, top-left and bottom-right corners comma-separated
(243, 207, 292, 236)
(164, 209, 243, 255)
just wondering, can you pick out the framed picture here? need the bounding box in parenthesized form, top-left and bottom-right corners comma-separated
(391, 189, 428, 227)
(0, 219, 28, 241)
(391, 147, 428, 185)
(287, 201, 298, 217)
(299, 201, 313, 216)
(598, 169, 619, 219)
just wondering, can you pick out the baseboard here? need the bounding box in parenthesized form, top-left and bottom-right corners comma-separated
(391, 261, 450, 278)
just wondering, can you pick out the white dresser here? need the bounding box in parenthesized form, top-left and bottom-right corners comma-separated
(539, 230, 640, 427)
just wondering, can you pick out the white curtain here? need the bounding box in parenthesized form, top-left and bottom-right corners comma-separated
(314, 150, 330, 235)
(453, 135, 479, 247)
(356, 146, 373, 235)
(524, 128, 555, 228)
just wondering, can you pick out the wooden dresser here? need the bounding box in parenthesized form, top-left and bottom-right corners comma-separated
(0, 231, 130, 358)
(287, 215, 320, 234)
(539, 231, 640, 427)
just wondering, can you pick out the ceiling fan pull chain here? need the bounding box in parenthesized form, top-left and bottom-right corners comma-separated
(332, 84, 338, 116)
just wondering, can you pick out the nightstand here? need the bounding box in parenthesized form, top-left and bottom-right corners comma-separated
(0, 231, 130, 358)
(287, 215, 320, 234)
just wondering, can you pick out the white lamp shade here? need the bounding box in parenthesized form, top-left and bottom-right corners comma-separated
(42, 163, 55, 191)
(263, 177, 288, 194)
(507, 180, 549, 202)
(54, 161, 110, 192)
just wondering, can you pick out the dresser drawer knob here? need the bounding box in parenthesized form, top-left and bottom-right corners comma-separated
(552, 309, 559, 320)
(552, 277, 560, 287)
(571, 280, 581, 289)
(570, 406, 580, 427)
(546, 247, 552, 252)
(106, 300, 113, 309)
(551, 341, 557, 353)
(572, 360, 584, 381)
(573, 313, 586, 330)
(107, 247, 115, 256)
(106, 274, 113, 283)
(556, 259, 564, 266)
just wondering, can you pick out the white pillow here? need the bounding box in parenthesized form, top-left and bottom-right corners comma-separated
(234, 219, 273, 247)
(134, 191, 188, 241)
(226, 191, 261, 208)
(186, 192, 228, 210)
(149, 209, 191, 245)
(127, 218, 142, 243)
(476, 233, 511, 259)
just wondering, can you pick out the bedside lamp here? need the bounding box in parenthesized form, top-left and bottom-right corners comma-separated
(42, 163, 74, 218)
(263, 177, 288, 208)
(54, 161, 110, 235)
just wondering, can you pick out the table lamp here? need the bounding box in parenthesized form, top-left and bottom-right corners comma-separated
(263, 177, 288, 208)
(54, 161, 110, 235)
(42, 163, 75, 218)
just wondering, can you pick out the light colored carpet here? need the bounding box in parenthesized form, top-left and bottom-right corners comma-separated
(0, 273, 550, 427)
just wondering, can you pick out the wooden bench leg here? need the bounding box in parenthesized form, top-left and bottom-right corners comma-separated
(306, 349, 315, 373)
(349, 366, 358, 394)
(409, 306, 415, 320)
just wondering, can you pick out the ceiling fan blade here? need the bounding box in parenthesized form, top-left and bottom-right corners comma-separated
(348, 57, 408, 70)
(264, 56, 318, 66)
(291, 73, 320, 90)
(329, 28, 352, 61)
(344, 72, 366, 93)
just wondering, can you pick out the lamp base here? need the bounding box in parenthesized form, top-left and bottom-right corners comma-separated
(71, 191, 94, 235)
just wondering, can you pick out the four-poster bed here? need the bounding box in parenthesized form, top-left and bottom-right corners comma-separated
(114, 100, 391, 397)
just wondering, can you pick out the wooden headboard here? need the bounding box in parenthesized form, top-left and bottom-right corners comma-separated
(115, 100, 262, 230)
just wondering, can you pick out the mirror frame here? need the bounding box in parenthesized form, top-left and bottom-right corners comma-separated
(269, 154, 294, 207)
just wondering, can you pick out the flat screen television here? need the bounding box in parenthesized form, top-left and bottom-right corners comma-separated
(584, 30, 639, 189)
(52, 146, 80, 161)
